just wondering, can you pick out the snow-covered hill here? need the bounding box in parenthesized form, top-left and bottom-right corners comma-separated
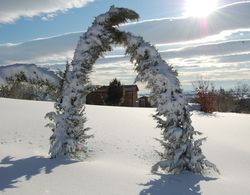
(0, 98, 250, 195)
(0, 64, 60, 86)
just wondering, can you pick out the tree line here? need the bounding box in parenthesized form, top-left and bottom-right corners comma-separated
(193, 78, 250, 113)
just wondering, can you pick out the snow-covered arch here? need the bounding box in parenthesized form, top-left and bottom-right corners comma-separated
(46, 6, 218, 174)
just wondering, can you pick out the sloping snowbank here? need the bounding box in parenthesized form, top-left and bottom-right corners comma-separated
(0, 98, 249, 195)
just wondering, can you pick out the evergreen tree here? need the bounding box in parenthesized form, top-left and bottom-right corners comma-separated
(106, 78, 124, 106)
(121, 32, 219, 174)
(46, 6, 218, 175)
(45, 6, 139, 159)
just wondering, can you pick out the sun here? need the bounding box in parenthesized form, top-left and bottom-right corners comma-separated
(184, 0, 218, 17)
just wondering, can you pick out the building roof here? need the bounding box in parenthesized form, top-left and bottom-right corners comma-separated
(93, 85, 139, 93)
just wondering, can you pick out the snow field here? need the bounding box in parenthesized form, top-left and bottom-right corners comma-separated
(0, 98, 250, 194)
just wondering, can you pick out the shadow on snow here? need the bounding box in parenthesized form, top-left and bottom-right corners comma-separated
(0, 156, 77, 191)
(139, 172, 217, 195)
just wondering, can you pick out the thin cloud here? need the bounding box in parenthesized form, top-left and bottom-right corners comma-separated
(160, 39, 250, 59)
(0, 32, 80, 64)
(120, 2, 250, 44)
(0, 0, 93, 23)
(1, 1, 250, 65)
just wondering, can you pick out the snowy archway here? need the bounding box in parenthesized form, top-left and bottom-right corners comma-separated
(46, 6, 218, 174)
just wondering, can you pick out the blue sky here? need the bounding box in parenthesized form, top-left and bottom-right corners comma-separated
(0, 0, 239, 44)
(0, 0, 250, 91)
(1, 0, 181, 44)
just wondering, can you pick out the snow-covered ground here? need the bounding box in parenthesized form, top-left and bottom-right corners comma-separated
(0, 97, 250, 195)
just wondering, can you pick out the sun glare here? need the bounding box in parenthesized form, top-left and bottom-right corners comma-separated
(184, 0, 218, 17)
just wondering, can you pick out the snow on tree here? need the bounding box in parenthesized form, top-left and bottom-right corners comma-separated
(0, 64, 60, 100)
(120, 32, 219, 174)
(0, 64, 60, 86)
(45, 6, 139, 159)
(46, 6, 218, 174)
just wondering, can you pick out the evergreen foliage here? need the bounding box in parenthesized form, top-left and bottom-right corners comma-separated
(46, 6, 139, 159)
(105, 78, 124, 106)
(120, 32, 218, 174)
(46, 6, 218, 175)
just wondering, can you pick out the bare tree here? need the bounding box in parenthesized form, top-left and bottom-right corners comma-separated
(193, 77, 217, 113)
(234, 82, 250, 99)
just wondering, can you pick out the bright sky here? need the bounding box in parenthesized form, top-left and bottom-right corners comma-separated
(0, 0, 249, 91)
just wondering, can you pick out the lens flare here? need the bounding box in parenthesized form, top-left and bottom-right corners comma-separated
(184, 0, 218, 17)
